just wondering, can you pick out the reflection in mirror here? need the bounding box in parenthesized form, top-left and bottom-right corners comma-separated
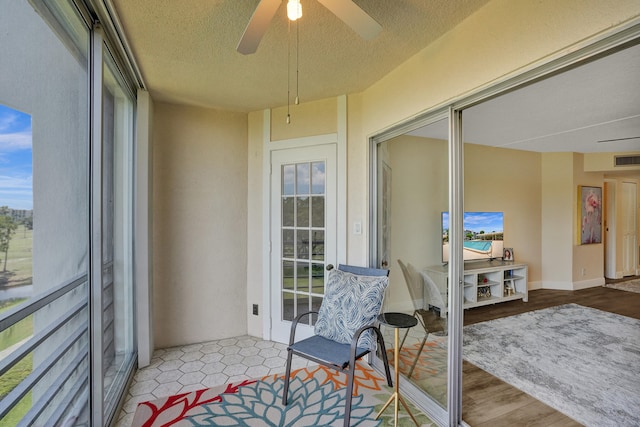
(375, 118, 450, 410)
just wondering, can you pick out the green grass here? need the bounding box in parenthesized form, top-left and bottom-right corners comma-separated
(0, 225, 36, 424)
(0, 299, 33, 425)
(0, 299, 33, 350)
(0, 224, 33, 288)
(0, 385, 32, 427)
(0, 353, 33, 398)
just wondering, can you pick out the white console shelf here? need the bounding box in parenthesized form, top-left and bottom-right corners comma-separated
(423, 260, 528, 310)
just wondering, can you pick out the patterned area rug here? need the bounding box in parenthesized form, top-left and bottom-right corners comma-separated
(132, 364, 436, 426)
(463, 304, 640, 427)
(604, 278, 640, 293)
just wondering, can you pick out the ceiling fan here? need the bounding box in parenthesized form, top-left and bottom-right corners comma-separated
(237, 0, 382, 55)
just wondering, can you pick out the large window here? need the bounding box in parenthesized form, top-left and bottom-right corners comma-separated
(0, 105, 33, 289)
(0, 0, 90, 424)
(101, 48, 136, 420)
(0, 1, 137, 425)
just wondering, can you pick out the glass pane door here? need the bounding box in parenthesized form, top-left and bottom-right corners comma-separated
(102, 50, 136, 422)
(281, 161, 327, 324)
(374, 117, 451, 423)
(270, 145, 336, 343)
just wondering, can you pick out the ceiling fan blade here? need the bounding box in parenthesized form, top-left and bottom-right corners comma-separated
(317, 0, 382, 40)
(237, 0, 282, 55)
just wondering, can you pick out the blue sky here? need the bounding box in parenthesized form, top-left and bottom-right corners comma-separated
(0, 104, 33, 210)
(442, 212, 504, 233)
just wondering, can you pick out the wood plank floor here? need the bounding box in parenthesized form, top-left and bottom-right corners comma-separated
(460, 285, 640, 426)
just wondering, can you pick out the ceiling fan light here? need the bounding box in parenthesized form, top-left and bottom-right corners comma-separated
(287, 0, 302, 21)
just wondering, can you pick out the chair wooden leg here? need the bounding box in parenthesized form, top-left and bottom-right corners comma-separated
(282, 350, 293, 405)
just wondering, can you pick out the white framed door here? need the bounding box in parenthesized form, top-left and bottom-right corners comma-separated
(621, 181, 638, 276)
(604, 180, 616, 279)
(270, 144, 337, 343)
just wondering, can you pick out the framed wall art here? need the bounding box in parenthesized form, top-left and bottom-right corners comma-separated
(578, 185, 602, 245)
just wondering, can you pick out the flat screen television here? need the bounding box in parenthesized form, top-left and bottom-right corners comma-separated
(442, 212, 504, 263)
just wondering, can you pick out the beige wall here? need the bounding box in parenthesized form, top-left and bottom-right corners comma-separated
(385, 136, 448, 311)
(153, 102, 248, 347)
(465, 144, 542, 284)
(246, 110, 265, 336)
(572, 154, 606, 287)
(270, 97, 337, 141)
(584, 151, 640, 172)
(539, 153, 610, 289)
(541, 153, 576, 288)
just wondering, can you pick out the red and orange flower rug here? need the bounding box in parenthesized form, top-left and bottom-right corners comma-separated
(132, 364, 436, 426)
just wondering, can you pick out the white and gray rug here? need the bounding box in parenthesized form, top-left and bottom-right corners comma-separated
(463, 304, 640, 427)
(604, 278, 640, 294)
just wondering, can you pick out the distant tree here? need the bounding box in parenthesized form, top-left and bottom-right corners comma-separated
(22, 216, 32, 230)
(0, 207, 18, 272)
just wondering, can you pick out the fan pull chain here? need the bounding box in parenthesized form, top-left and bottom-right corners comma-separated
(287, 18, 291, 124)
(295, 19, 299, 105)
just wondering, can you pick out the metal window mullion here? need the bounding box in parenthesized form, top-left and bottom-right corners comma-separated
(0, 274, 86, 332)
(43, 372, 89, 427)
(447, 107, 464, 426)
(0, 301, 85, 377)
(90, 24, 105, 427)
(0, 324, 87, 418)
(17, 344, 88, 426)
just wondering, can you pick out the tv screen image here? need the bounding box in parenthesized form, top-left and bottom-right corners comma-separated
(442, 212, 504, 263)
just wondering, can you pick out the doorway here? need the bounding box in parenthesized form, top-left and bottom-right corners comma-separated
(621, 180, 639, 276)
(269, 144, 337, 343)
(371, 36, 640, 427)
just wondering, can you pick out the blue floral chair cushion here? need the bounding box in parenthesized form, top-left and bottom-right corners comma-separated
(314, 269, 389, 350)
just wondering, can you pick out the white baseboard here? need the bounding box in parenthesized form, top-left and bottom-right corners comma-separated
(528, 281, 543, 290)
(572, 277, 605, 290)
(541, 281, 575, 290)
(541, 278, 605, 290)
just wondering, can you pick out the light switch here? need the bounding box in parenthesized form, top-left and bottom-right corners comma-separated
(354, 221, 362, 235)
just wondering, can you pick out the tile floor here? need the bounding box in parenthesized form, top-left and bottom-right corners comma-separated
(113, 323, 431, 426)
(114, 335, 317, 427)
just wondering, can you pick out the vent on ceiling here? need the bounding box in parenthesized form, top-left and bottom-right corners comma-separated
(614, 155, 640, 166)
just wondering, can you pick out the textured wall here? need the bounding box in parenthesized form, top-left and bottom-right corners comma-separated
(153, 102, 248, 347)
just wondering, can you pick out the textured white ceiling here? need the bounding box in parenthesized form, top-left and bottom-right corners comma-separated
(110, 0, 639, 154)
(408, 43, 640, 153)
(110, 0, 491, 112)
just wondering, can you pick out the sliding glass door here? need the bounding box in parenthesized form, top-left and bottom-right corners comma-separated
(0, 0, 91, 423)
(371, 33, 640, 427)
(1, 1, 138, 425)
(101, 46, 136, 423)
(372, 114, 454, 426)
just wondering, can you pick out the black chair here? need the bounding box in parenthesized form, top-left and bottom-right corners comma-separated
(282, 264, 393, 427)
